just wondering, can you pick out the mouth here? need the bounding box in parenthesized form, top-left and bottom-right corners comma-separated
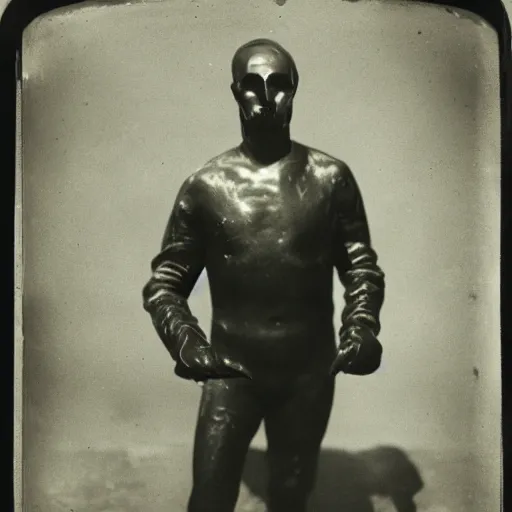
(244, 108, 285, 129)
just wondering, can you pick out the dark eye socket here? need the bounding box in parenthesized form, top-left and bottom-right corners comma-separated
(266, 73, 294, 92)
(240, 73, 265, 92)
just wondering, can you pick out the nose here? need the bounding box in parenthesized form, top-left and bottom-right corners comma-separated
(267, 81, 280, 103)
(261, 83, 272, 104)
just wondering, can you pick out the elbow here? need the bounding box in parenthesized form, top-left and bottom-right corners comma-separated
(374, 265, 385, 284)
(141, 274, 188, 313)
(142, 279, 156, 312)
(348, 242, 384, 278)
(341, 263, 386, 293)
(141, 277, 168, 312)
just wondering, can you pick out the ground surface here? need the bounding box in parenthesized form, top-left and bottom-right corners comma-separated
(25, 444, 491, 512)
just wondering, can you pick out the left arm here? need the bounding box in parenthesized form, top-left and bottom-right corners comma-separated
(330, 163, 386, 375)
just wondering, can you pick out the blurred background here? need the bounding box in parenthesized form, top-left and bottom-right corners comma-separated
(20, 0, 501, 510)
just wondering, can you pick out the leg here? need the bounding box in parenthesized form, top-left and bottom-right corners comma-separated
(263, 374, 335, 512)
(187, 378, 263, 512)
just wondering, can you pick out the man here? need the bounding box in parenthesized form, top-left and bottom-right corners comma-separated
(142, 39, 385, 512)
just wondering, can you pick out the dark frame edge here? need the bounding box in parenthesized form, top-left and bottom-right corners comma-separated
(0, 1, 509, 511)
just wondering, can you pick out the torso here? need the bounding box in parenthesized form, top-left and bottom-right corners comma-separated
(190, 141, 346, 377)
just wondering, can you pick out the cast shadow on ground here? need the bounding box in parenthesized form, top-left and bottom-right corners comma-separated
(242, 445, 424, 512)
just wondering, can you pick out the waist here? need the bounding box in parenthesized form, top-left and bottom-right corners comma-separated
(211, 296, 334, 328)
(212, 310, 334, 335)
(210, 316, 336, 376)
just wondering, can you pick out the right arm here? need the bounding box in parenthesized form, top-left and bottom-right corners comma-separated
(142, 176, 250, 380)
(142, 177, 206, 361)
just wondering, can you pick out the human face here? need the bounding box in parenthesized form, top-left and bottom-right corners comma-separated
(231, 41, 298, 130)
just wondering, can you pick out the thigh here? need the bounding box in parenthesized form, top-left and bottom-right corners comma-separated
(191, 378, 263, 493)
(264, 374, 335, 488)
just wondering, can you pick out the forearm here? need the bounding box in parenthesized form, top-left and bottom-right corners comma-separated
(143, 255, 250, 381)
(339, 241, 385, 336)
(142, 259, 205, 359)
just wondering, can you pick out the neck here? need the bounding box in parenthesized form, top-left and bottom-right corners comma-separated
(240, 122, 292, 165)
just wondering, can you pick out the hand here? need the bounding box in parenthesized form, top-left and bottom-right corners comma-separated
(174, 325, 252, 382)
(329, 325, 382, 376)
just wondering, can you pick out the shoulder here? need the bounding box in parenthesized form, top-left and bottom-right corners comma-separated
(183, 147, 242, 190)
(297, 143, 353, 183)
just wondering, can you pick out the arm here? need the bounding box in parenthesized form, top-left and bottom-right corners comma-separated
(142, 177, 250, 381)
(330, 163, 386, 376)
(142, 177, 206, 358)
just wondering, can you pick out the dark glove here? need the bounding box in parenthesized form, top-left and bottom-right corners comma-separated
(329, 324, 382, 376)
(174, 325, 252, 382)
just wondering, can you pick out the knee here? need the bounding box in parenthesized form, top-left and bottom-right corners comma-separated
(268, 471, 312, 495)
(269, 452, 318, 489)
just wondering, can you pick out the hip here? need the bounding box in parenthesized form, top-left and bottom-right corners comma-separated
(209, 319, 337, 378)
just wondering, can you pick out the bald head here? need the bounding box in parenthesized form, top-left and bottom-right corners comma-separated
(231, 39, 298, 86)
